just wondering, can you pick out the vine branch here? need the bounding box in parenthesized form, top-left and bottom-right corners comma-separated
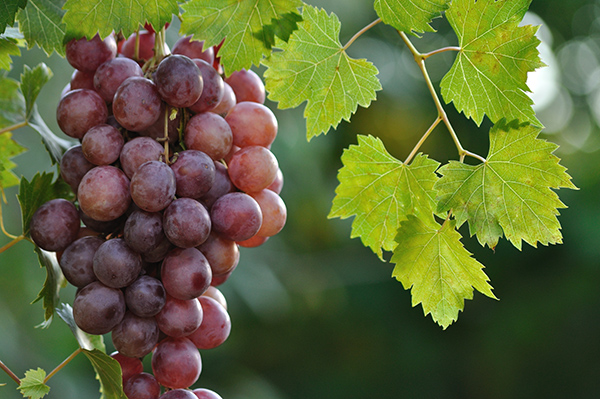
(0, 359, 21, 385)
(44, 348, 82, 383)
(0, 121, 28, 135)
(404, 116, 442, 165)
(398, 31, 486, 164)
(343, 18, 382, 50)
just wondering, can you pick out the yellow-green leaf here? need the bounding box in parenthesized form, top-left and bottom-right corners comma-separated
(374, 0, 450, 36)
(0, 133, 26, 189)
(264, 6, 381, 140)
(18, 368, 50, 399)
(440, 0, 544, 126)
(435, 120, 577, 250)
(328, 135, 440, 259)
(392, 216, 497, 329)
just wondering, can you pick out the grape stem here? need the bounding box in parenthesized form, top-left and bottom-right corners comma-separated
(343, 18, 382, 50)
(404, 116, 442, 165)
(0, 121, 27, 135)
(0, 358, 20, 385)
(44, 348, 82, 383)
(0, 235, 25, 254)
(398, 31, 486, 164)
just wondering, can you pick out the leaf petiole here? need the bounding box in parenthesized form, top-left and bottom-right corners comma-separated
(342, 18, 382, 50)
(0, 359, 20, 385)
(0, 235, 26, 254)
(404, 116, 442, 165)
(421, 46, 461, 60)
(44, 348, 82, 384)
(0, 121, 27, 135)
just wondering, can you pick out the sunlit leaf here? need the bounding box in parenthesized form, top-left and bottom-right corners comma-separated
(0, 37, 21, 70)
(17, 0, 66, 56)
(374, 0, 450, 36)
(264, 6, 381, 140)
(392, 216, 497, 329)
(18, 368, 50, 399)
(82, 349, 126, 399)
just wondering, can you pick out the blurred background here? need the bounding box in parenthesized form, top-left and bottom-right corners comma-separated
(2, 0, 600, 398)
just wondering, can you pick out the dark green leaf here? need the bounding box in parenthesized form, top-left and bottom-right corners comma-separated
(0, 74, 25, 126)
(31, 247, 64, 328)
(21, 63, 52, 119)
(0, 132, 27, 189)
(57, 303, 105, 351)
(82, 349, 127, 399)
(0, 0, 28, 35)
(17, 0, 66, 56)
(18, 368, 50, 399)
(254, 11, 302, 50)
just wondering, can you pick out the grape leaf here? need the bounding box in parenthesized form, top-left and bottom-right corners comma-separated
(17, 0, 66, 56)
(82, 349, 127, 399)
(391, 215, 497, 329)
(0, 74, 24, 125)
(21, 63, 52, 119)
(18, 368, 50, 399)
(180, 0, 302, 73)
(0, 0, 27, 34)
(31, 247, 64, 328)
(57, 303, 105, 352)
(62, 0, 178, 42)
(374, 0, 450, 36)
(328, 135, 440, 259)
(0, 36, 21, 70)
(0, 133, 26, 189)
(264, 6, 381, 140)
(435, 120, 577, 250)
(440, 0, 544, 127)
(254, 11, 303, 50)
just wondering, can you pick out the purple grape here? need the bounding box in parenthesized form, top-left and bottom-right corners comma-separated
(93, 238, 143, 288)
(200, 162, 235, 208)
(110, 351, 143, 384)
(60, 145, 95, 194)
(77, 165, 131, 221)
(151, 337, 202, 389)
(163, 198, 211, 248)
(160, 390, 197, 399)
(188, 296, 231, 350)
(79, 208, 126, 235)
(224, 68, 265, 104)
(66, 34, 117, 72)
(154, 55, 203, 108)
(124, 210, 165, 254)
(210, 192, 263, 242)
(124, 372, 161, 399)
(125, 275, 166, 318)
(189, 59, 224, 113)
(161, 247, 212, 301)
(192, 388, 222, 399)
(111, 312, 159, 358)
(57, 89, 108, 139)
(184, 113, 233, 161)
(112, 77, 163, 132)
(197, 231, 239, 277)
(59, 236, 104, 287)
(210, 81, 236, 116)
(70, 69, 95, 91)
(93, 57, 144, 102)
(30, 199, 80, 252)
(226, 101, 278, 148)
(172, 36, 214, 65)
(156, 294, 203, 338)
(130, 161, 176, 212)
(81, 124, 124, 165)
(119, 136, 165, 179)
(170, 150, 215, 199)
(73, 281, 126, 335)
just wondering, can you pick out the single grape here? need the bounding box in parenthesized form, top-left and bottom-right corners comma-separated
(124, 372, 161, 399)
(154, 55, 203, 108)
(78, 165, 131, 221)
(93, 238, 143, 288)
(172, 36, 214, 65)
(250, 189, 287, 237)
(93, 57, 144, 102)
(189, 59, 224, 113)
(120, 136, 165, 179)
(112, 77, 163, 132)
(60, 145, 95, 194)
(125, 275, 167, 318)
(197, 231, 239, 277)
(225, 102, 278, 148)
(81, 124, 124, 165)
(73, 281, 126, 335)
(156, 294, 203, 338)
(160, 390, 197, 399)
(124, 209, 166, 255)
(192, 388, 223, 399)
(59, 236, 104, 287)
(161, 247, 212, 300)
(30, 199, 80, 252)
(227, 146, 279, 193)
(57, 89, 108, 139)
(184, 113, 233, 161)
(200, 161, 235, 209)
(130, 161, 176, 212)
(201, 286, 227, 310)
(188, 296, 231, 350)
(163, 198, 211, 248)
(210, 192, 263, 242)
(66, 34, 117, 72)
(70, 69, 95, 91)
(120, 31, 162, 62)
(151, 337, 202, 389)
(224, 69, 265, 104)
(209, 81, 236, 116)
(112, 311, 159, 358)
(170, 150, 215, 199)
(267, 168, 284, 194)
(111, 352, 143, 385)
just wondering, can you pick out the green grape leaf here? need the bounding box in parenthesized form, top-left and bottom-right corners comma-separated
(17, 0, 66, 56)
(435, 120, 577, 250)
(21, 63, 52, 119)
(18, 172, 74, 238)
(180, 0, 302, 73)
(264, 6, 381, 140)
(374, 0, 450, 36)
(0, 0, 27, 34)
(31, 247, 64, 328)
(62, 0, 178, 42)
(0, 36, 21, 70)
(0, 133, 26, 189)
(82, 349, 126, 399)
(0, 74, 25, 126)
(57, 303, 105, 351)
(254, 11, 303, 50)
(328, 135, 440, 259)
(18, 368, 50, 399)
(392, 215, 497, 329)
(440, 0, 544, 126)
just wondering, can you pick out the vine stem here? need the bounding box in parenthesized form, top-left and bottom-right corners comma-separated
(404, 116, 442, 165)
(343, 18, 382, 50)
(398, 31, 486, 164)
(422, 46, 461, 60)
(0, 359, 21, 385)
(44, 348, 82, 383)
(0, 235, 25, 254)
(0, 121, 27, 135)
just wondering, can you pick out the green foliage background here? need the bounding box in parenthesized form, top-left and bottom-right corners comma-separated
(1, 0, 600, 397)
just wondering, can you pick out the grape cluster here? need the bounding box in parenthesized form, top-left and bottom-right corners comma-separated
(30, 28, 287, 399)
